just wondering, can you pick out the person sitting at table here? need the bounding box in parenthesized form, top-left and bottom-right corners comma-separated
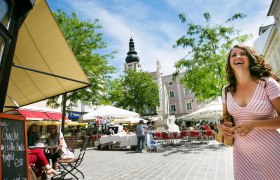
(28, 148, 59, 178)
(27, 124, 58, 178)
(46, 125, 74, 170)
(27, 123, 41, 146)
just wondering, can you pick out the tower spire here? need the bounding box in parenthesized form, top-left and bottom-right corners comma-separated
(125, 37, 140, 63)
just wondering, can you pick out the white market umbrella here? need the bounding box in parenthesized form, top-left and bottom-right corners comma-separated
(82, 106, 139, 121)
(179, 102, 222, 121)
(114, 117, 147, 124)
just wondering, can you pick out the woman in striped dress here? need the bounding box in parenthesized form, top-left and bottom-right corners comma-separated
(218, 45, 280, 179)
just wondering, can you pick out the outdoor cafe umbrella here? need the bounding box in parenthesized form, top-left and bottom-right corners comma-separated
(82, 105, 139, 121)
(179, 102, 222, 121)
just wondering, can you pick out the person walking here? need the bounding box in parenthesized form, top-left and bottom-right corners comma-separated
(218, 44, 280, 179)
(135, 120, 147, 153)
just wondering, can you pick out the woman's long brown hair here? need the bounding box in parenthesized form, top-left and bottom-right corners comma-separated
(225, 44, 280, 93)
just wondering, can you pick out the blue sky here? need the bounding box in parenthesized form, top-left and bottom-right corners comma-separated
(47, 0, 273, 77)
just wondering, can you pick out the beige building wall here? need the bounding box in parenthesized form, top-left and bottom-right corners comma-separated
(254, 0, 280, 75)
(263, 26, 280, 74)
(268, 0, 280, 34)
(161, 74, 199, 117)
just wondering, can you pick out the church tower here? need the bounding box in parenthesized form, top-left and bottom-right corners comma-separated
(124, 37, 141, 72)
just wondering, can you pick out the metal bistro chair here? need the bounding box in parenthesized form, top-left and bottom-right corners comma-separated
(56, 136, 89, 179)
(64, 136, 78, 153)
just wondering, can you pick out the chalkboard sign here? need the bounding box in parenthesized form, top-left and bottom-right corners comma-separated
(0, 114, 29, 180)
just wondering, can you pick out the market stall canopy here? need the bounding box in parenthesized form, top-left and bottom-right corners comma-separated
(82, 106, 139, 121)
(4, 0, 90, 112)
(179, 102, 222, 121)
(17, 108, 68, 121)
(65, 121, 88, 126)
(114, 117, 147, 124)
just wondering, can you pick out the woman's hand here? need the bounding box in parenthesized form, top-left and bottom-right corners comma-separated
(233, 122, 255, 137)
(217, 122, 235, 138)
(55, 146, 61, 153)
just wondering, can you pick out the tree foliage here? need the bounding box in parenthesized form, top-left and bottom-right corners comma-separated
(47, 10, 116, 109)
(173, 12, 251, 101)
(107, 70, 159, 115)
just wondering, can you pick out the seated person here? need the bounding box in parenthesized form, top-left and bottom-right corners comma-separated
(28, 148, 59, 177)
(46, 125, 74, 170)
(27, 123, 41, 147)
(27, 124, 58, 177)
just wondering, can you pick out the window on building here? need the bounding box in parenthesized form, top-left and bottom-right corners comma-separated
(170, 104, 176, 112)
(169, 90, 175, 97)
(184, 88, 191, 95)
(186, 102, 192, 110)
(168, 82, 173, 86)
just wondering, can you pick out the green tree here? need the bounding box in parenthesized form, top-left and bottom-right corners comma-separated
(173, 12, 251, 101)
(47, 10, 116, 109)
(107, 70, 159, 115)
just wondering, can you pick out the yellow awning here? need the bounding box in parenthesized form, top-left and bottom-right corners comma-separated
(26, 120, 61, 126)
(4, 0, 90, 112)
(66, 122, 88, 126)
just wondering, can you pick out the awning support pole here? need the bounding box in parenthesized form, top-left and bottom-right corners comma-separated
(61, 93, 67, 134)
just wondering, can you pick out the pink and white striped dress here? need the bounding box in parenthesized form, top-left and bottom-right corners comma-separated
(222, 77, 280, 180)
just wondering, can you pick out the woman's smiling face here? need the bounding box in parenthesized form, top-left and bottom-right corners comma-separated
(229, 47, 250, 71)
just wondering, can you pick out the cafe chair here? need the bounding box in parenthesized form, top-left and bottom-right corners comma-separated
(64, 136, 79, 153)
(55, 136, 89, 180)
(29, 166, 37, 180)
(189, 131, 200, 143)
(180, 130, 189, 142)
(161, 132, 171, 145)
(204, 130, 214, 142)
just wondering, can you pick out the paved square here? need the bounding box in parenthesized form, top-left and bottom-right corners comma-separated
(60, 142, 234, 180)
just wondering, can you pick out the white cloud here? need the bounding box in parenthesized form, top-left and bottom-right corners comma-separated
(48, 0, 274, 77)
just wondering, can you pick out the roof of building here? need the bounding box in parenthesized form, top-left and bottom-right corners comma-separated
(125, 37, 140, 63)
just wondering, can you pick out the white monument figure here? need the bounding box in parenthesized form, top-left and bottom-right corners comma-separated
(155, 60, 179, 132)
(156, 60, 163, 117)
(166, 115, 180, 132)
(154, 60, 179, 132)
(156, 60, 169, 119)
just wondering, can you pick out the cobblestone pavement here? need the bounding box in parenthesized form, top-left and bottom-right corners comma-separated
(59, 141, 233, 180)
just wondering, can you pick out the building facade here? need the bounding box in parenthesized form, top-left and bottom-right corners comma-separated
(254, 0, 280, 75)
(150, 68, 200, 118)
